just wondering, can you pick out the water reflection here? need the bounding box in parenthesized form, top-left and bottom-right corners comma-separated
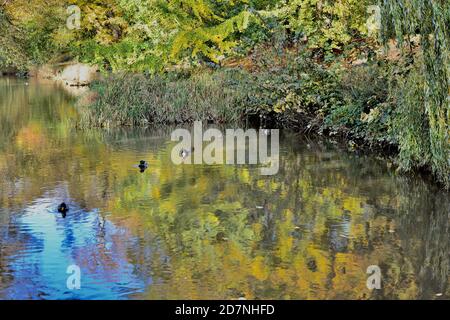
(0, 193, 144, 299)
(0, 78, 448, 300)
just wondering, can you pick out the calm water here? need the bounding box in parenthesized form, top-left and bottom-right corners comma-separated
(0, 78, 448, 300)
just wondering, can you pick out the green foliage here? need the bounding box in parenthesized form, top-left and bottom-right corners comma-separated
(381, 0, 450, 188)
(68, 0, 276, 71)
(324, 61, 394, 146)
(170, 9, 253, 63)
(2, 0, 375, 70)
(23, 15, 66, 65)
(391, 56, 431, 171)
(271, 0, 373, 54)
(0, 7, 28, 70)
(240, 46, 344, 128)
(2, 0, 448, 187)
(163, 0, 283, 63)
(65, 0, 132, 71)
(0, 0, 65, 70)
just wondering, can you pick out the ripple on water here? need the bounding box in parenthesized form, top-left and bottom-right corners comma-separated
(0, 194, 146, 300)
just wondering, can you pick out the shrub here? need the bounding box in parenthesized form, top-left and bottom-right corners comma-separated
(239, 46, 345, 129)
(390, 54, 449, 186)
(324, 60, 394, 147)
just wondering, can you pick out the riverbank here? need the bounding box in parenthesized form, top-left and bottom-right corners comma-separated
(76, 46, 449, 189)
(2, 1, 448, 189)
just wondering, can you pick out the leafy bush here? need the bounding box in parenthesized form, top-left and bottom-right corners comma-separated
(239, 46, 344, 129)
(0, 9, 28, 70)
(2, 0, 66, 68)
(324, 61, 394, 146)
(275, 0, 373, 55)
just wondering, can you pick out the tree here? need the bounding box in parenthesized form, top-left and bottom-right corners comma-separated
(112, 0, 264, 68)
(381, 0, 450, 188)
(0, 6, 28, 70)
(2, 0, 67, 67)
(271, 0, 373, 53)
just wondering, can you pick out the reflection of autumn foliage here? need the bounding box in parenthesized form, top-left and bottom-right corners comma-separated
(0, 232, 26, 290)
(101, 143, 449, 300)
(72, 229, 129, 283)
(15, 123, 47, 151)
(0, 81, 448, 299)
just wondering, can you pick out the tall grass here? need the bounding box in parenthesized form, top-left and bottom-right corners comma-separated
(77, 54, 449, 188)
(78, 69, 249, 128)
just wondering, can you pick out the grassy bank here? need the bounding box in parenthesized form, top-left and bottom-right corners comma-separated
(78, 46, 449, 189)
(3, 0, 448, 188)
(78, 70, 249, 127)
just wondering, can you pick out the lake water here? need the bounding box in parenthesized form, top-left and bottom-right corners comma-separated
(0, 78, 448, 300)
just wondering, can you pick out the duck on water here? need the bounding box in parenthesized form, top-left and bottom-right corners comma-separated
(57, 202, 69, 218)
(138, 160, 148, 173)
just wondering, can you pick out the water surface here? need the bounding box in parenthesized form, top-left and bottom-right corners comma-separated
(0, 78, 448, 300)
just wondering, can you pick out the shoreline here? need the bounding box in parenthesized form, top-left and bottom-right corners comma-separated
(2, 63, 448, 191)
